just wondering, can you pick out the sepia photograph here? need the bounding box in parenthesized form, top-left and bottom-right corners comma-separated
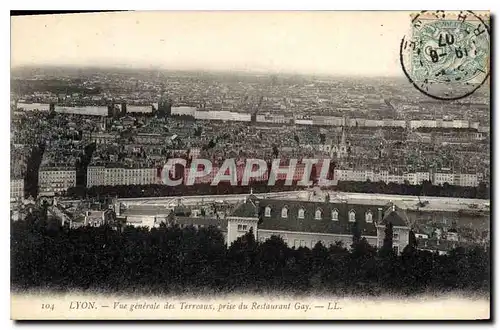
(9, 9, 491, 320)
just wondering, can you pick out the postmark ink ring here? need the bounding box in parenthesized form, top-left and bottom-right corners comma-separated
(400, 10, 490, 101)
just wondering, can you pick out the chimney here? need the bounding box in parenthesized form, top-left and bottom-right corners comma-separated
(378, 207, 383, 221)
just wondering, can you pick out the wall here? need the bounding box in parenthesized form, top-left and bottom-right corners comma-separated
(257, 229, 377, 250)
(56, 105, 108, 116)
(125, 215, 156, 228)
(195, 110, 251, 122)
(87, 167, 158, 187)
(38, 169, 76, 194)
(226, 217, 259, 247)
(376, 225, 410, 254)
(127, 105, 153, 114)
(10, 179, 24, 199)
(16, 103, 51, 111)
(171, 106, 196, 117)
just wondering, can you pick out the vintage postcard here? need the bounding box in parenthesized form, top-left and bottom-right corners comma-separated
(10, 10, 490, 320)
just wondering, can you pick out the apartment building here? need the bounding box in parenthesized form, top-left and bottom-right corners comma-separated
(10, 179, 24, 199)
(87, 165, 160, 187)
(38, 167, 77, 196)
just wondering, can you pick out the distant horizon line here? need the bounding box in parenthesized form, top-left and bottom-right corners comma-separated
(11, 63, 407, 79)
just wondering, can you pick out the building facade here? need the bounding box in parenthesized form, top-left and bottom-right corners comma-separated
(38, 168, 76, 196)
(87, 166, 160, 187)
(112, 192, 411, 254)
(227, 195, 410, 253)
(10, 179, 24, 199)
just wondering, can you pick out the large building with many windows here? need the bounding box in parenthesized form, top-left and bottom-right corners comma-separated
(10, 179, 24, 199)
(227, 194, 410, 254)
(38, 167, 77, 196)
(37, 140, 82, 196)
(333, 168, 480, 187)
(87, 165, 161, 187)
(111, 191, 411, 254)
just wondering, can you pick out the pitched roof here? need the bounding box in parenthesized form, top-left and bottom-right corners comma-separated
(381, 211, 407, 227)
(230, 199, 259, 218)
(231, 198, 386, 236)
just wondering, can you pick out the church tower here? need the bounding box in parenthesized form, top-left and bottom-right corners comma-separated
(338, 126, 348, 159)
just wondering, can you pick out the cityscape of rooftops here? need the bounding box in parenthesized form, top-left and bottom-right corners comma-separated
(10, 11, 490, 306)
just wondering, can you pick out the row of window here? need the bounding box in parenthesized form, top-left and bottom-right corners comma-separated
(40, 171, 75, 176)
(40, 179, 75, 183)
(10, 180, 24, 186)
(88, 178, 156, 181)
(237, 224, 253, 232)
(87, 182, 156, 187)
(40, 175, 75, 180)
(89, 172, 156, 178)
(293, 239, 319, 248)
(89, 170, 157, 173)
(286, 239, 400, 253)
(258, 238, 342, 249)
(88, 174, 156, 177)
(178, 223, 207, 229)
(40, 182, 75, 188)
(264, 206, 374, 223)
(39, 187, 66, 192)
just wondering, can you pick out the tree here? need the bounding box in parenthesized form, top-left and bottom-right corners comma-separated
(229, 229, 257, 253)
(11, 204, 491, 296)
(254, 235, 290, 289)
(312, 241, 328, 267)
(408, 229, 417, 248)
(379, 221, 394, 258)
(402, 229, 418, 256)
(351, 220, 361, 249)
(329, 241, 348, 255)
(258, 206, 265, 225)
(377, 221, 398, 290)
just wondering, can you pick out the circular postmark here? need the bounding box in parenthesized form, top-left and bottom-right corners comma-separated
(400, 10, 490, 100)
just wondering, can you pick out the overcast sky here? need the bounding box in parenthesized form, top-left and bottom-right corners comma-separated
(11, 11, 414, 76)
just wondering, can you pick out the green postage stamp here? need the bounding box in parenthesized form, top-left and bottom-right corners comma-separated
(400, 10, 490, 100)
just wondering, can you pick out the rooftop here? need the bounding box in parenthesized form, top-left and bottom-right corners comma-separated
(230, 197, 407, 237)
